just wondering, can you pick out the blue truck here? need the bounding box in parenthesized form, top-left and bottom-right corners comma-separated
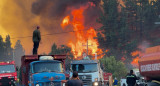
(19, 55, 66, 86)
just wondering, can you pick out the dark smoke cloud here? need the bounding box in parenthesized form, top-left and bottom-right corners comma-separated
(31, 0, 101, 17)
(31, 0, 102, 31)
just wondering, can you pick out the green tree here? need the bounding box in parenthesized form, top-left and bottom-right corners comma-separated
(14, 40, 25, 67)
(49, 43, 73, 56)
(97, 0, 138, 62)
(49, 43, 73, 70)
(4, 35, 13, 61)
(100, 56, 127, 80)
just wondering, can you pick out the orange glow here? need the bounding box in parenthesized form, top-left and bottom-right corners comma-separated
(131, 51, 141, 67)
(131, 57, 139, 67)
(118, 0, 125, 7)
(61, 16, 70, 28)
(131, 51, 139, 57)
(61, 2, 103, 59)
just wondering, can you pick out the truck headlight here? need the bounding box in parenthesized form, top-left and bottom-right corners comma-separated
(36, 84, 40, 86)
(93, 82, 98, 86)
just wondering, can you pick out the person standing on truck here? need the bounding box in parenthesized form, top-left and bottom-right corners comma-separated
(126, 70, 137, 86)
(66, 71, 83, 86)
(32, 26, 41, 55)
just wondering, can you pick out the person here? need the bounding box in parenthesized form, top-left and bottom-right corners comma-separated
(126, 70, 137, 86)
(66, 71, 83, 86)
(113, 77, 118, 86)
(32, 26, 41, 55)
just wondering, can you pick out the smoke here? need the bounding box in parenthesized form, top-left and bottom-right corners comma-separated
(31, 0, 102, 29)
(0, 0, 102, 54)
(31, 0, 101, 16)
(138, 41, 150, 53)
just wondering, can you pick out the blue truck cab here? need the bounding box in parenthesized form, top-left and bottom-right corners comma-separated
(20, 55, 66, 86)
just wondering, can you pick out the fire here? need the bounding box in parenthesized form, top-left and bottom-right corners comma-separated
(61, 16, 70, 28)
(131, 51, 140, 67)
(131, 51, 139, 57)
(61, 2, 103, 59)
(131, 57, 139, 67)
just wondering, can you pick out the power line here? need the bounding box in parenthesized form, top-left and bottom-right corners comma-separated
(10, 28, 100, 39)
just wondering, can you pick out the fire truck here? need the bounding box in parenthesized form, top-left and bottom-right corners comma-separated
(139, 46, 160, 85)
(19, 55, 67, 86)
(0, 61, 17, 86)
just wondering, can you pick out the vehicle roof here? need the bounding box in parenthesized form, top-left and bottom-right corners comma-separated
(30, 60, 61, 65)
(139, 46, 160, 62)
(71, 60, 97, 64)
(0, 61, 15, 65)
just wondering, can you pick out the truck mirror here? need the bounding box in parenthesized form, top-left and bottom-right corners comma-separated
(23, 67, 26, 73)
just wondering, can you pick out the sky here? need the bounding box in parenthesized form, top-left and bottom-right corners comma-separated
(0, 0, 101, 55)
(0, 0, 152, 55)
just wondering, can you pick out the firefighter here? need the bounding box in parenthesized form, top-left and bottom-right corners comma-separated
(126, 70, 137, 86)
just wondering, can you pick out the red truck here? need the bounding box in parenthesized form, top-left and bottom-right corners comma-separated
(19, 55, 67, 86)
(0, 61, 17, 86)
(103, 73, 113, 86)
(139, 46, 160, 85)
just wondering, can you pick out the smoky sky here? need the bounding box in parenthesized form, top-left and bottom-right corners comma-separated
(31, 0, 101, 18)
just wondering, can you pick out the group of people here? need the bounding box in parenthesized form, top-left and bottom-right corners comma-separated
(66, 69, 137, 86)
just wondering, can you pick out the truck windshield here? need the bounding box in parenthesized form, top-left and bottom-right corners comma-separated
(0, 65, 15, 73)
(71, 64, 98, 73)
(33, 62, 63, 73)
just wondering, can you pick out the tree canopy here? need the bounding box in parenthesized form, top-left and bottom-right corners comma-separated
(97, 0, 160, 64)
(100, 56, 127, 80)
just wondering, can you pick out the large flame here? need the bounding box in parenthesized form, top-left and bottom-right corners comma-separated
(61, 2, 103, 59)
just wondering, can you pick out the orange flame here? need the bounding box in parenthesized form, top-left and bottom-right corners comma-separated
(131, 51, 140, 67)
(131, 57, 139, 67)
(61, 16, 70, 28)
(61, 2, 103, 59)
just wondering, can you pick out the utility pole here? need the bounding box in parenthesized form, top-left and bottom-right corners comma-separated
(82, 39, 93, 56)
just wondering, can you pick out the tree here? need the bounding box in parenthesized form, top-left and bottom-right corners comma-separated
(97, 0, 138, 62)
(49, 43, 73, 56)
(100, 56, 127, 80)
(49, 43, 74, 70)
(0, 35, 5, 61)
(14, 40, 25, 67)
(4, 35, 13, 61)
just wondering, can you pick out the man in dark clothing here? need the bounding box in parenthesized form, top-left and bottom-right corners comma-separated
(126, 70, 137, 86)
(32, 26, 41, 55)
(66, 71, 83, 86)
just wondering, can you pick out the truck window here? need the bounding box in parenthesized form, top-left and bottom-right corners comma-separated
(32, 62, 63, 73)
(0, 65, 15, 73)
(71, 63, 98, 73)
